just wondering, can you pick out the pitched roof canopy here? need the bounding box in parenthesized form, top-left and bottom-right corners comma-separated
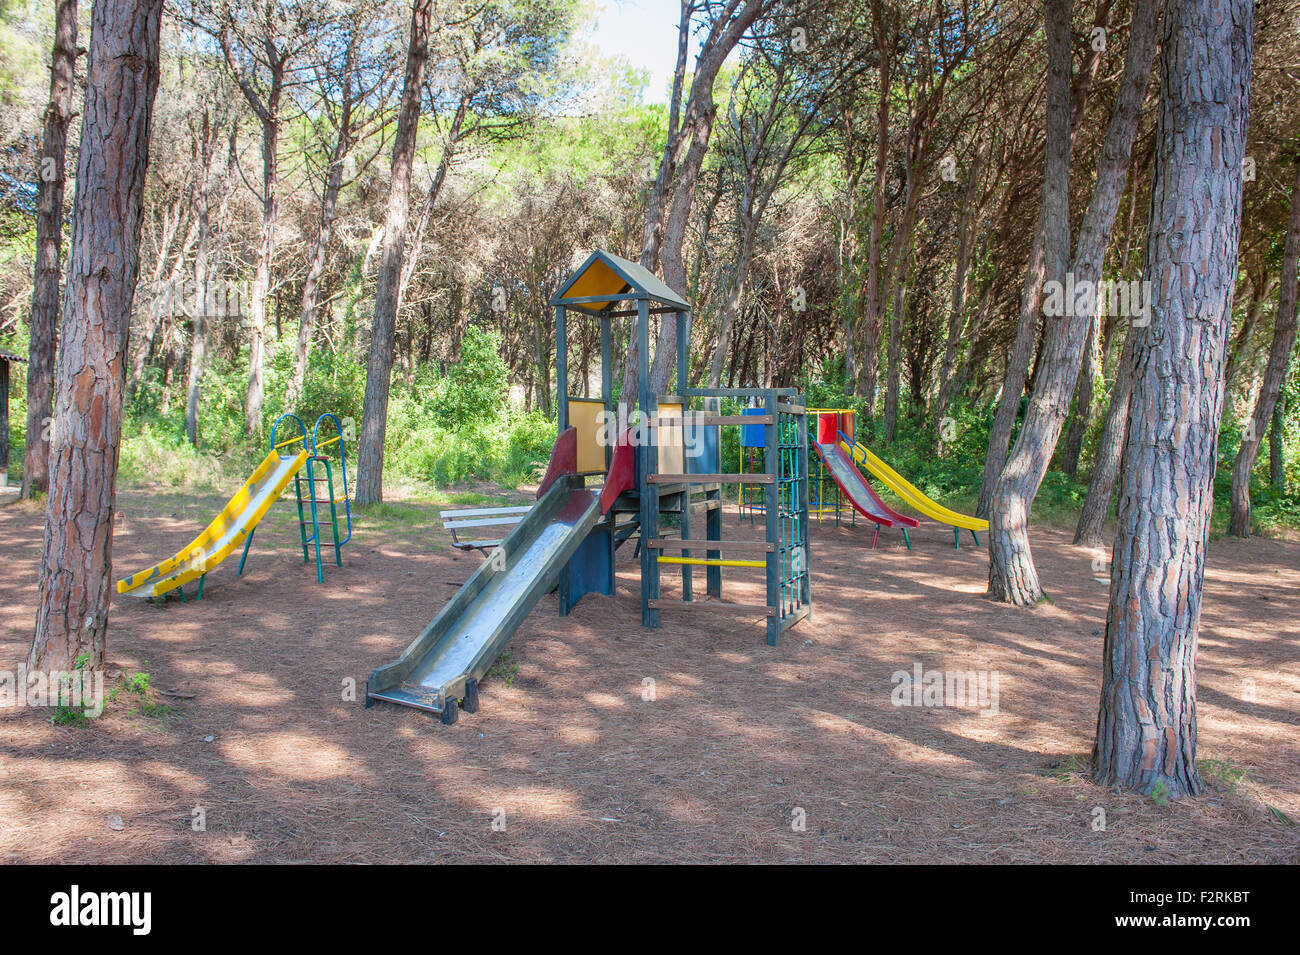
(551, 249, 689, 312)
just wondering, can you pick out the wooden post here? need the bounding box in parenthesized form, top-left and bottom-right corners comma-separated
(556, 305, 568, 433)
(764, 389, 780, 645)
(797, 401, 811, 612)
(706, 394, 722, 598)
(638, 298, 659, 627)
(601, 315, 612, 471)
(675, 310, 688, 396)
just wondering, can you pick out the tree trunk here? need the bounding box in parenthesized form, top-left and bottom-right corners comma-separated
(625, 0, 761, 405)
(29, 0, 164, 673)
(22, 0, 77, 499)
(933, 141, 986, 443)
(1061, 307, 1102, 477)
(1270, 393, 1286, 491)
(245, 100, 280, 435)
(353, 0, 431, 507)
(1093, 0, 1253, 797)
(186, 107, 218, 447)
(985, 0, 1075, 600)
(1222, 270, 1274, 395)
(977, 213, 1047, 518)
(976, 1, 1122, 516)
(288, 136, 347, 409)
(1228, 158, 1300, 536)
(645, 0, 763, 396)
(884, 264, 908, 441)
(988, 0, 1160, 604)
(1073, 329, 1137, 546)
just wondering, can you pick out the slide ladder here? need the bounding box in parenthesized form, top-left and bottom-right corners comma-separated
(237, 414, 352, 583)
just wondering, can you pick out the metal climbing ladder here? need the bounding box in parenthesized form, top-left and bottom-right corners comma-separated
(238, 412, 352, 585)
(294, 413, 353, 583)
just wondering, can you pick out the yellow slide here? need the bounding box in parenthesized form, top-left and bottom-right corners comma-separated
(842, 440, 988, 533)
(117, 446, 309, 598)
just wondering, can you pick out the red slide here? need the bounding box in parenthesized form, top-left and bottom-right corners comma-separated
(537, 426, 635, 516)
(812, 414, 919, 532)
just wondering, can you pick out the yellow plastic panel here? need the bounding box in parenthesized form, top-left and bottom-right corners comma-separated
(657, 402, 683, 475)
(567, 397, 607, 474)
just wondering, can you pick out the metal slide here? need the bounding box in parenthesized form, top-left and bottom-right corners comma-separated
(365, 473, 600, 722)
(116, 447, 309, 599)
(844, 440, 987, 534)
(811, 438, 919, 531)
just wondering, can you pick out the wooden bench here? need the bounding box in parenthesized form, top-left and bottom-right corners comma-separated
(440, 505, 534, 555)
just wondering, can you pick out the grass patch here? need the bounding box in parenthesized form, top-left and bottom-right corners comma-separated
(486, 650, 519, 688)
(1199, 757, 1250, 792)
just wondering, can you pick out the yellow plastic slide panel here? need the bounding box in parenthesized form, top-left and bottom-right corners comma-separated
(116, 448, 308, 597)
(567, 397, 608, 475)
(844, 441, 988, 532)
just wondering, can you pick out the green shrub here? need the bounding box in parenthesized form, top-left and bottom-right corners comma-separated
(430, 327, 508, 431)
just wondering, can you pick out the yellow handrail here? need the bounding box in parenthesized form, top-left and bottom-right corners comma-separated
(657, 556, 766, 568)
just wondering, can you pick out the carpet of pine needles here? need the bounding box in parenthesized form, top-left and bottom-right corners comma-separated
(1, 483, 1297, 864)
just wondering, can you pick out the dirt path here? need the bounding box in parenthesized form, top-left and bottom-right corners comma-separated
(1, 487, 1297, 863)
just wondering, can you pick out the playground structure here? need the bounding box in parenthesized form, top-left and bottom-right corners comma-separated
(115, 412, 352, 601)
(366, 250, 812, 724)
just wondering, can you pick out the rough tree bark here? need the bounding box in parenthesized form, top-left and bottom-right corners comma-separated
(854, 0, 892, 415)
(28, 0, 164, 672)
(1060, 307, 1101, 476)
(1270, 394, 1286, 491)
(982, 0, 1074, 580)
(287, 115, 350, 409)
(353, 0, 431, 507)
(1093, 0, 1253, 796)
(22, 0, 79, 499)
(987, 0, 1160, 604)
(1228, 158, 1300, 536)
(1073, 328, 1136, 546)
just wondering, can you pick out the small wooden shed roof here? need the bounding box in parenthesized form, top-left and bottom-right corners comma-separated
(0, 348, 28, 364)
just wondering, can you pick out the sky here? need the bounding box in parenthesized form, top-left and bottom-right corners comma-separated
(589, 0, 690, 104)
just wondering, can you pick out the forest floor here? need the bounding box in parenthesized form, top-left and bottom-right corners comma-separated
(1, 482, 1297, 864)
